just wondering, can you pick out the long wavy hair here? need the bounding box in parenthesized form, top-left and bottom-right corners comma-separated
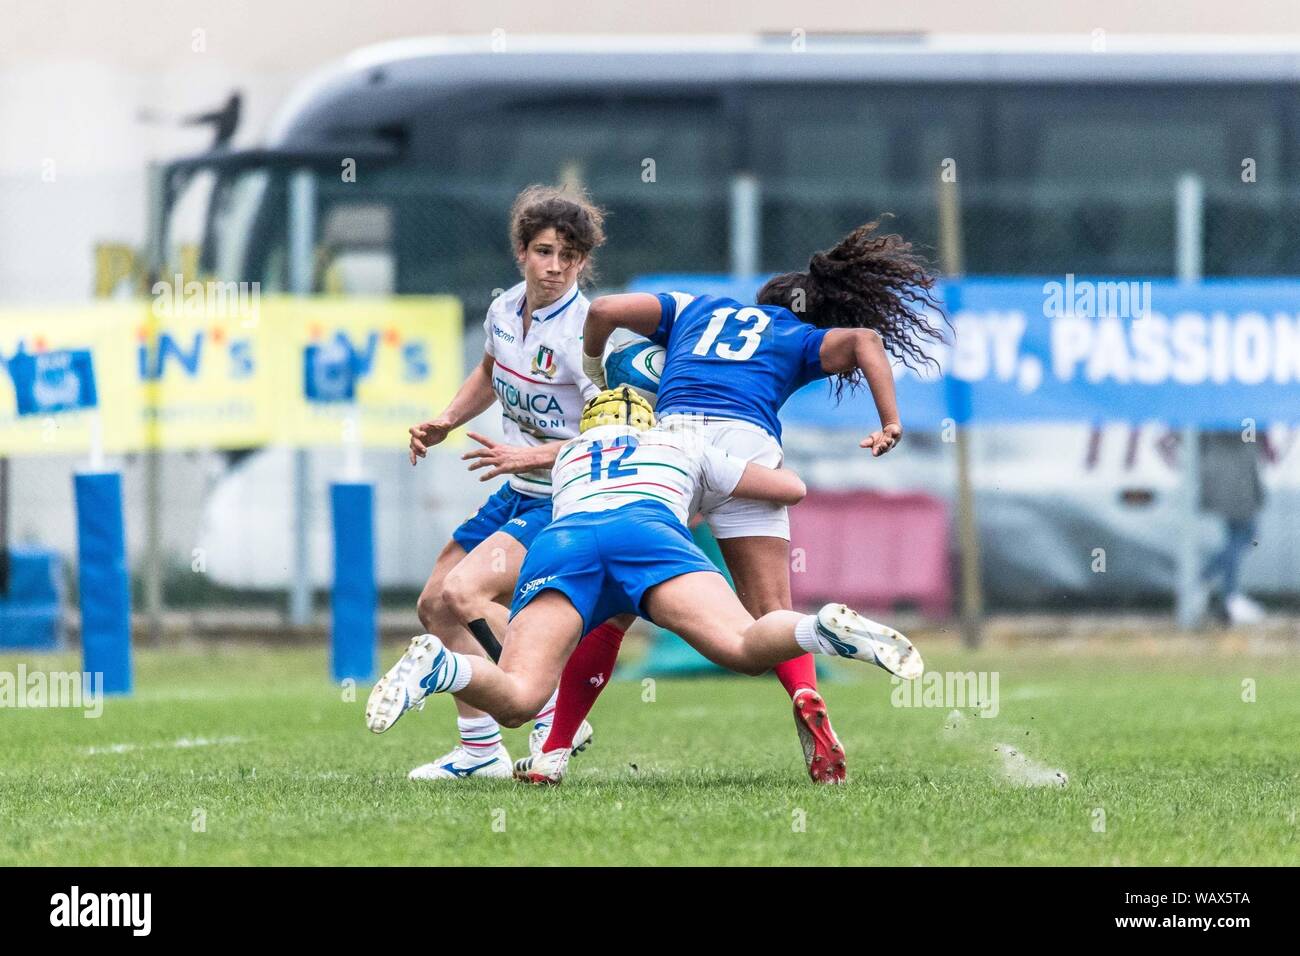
(757, 218, 947, 396)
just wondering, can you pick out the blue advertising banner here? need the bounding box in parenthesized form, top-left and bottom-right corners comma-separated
(627, 275, 1300, 429)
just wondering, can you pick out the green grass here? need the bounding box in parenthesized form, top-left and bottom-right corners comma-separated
(1, 641, 1297, 865)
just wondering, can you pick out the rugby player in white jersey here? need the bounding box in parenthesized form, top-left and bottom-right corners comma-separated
(387, 185, 628, 781)
(367, 387, 924, 783)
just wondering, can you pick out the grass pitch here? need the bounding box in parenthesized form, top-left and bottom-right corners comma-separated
(1, 639, 1297, 866)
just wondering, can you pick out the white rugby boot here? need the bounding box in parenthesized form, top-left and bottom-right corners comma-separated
(408, 744, 513, 781)
(814, 604, 924, 679)
(528, 718, 594, 758)
(365, 634, 463, 734)
(512, 748, 571, 785)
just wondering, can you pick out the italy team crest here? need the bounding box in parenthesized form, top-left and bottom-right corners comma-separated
(531, 345, 557, 379)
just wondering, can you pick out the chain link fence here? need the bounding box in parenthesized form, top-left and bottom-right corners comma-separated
(302, 172, 1300, 317)
(7, 165, 1300, 621)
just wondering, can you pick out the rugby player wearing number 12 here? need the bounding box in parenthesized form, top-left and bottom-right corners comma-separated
(554, 219, 945, 784)
(365, 386, 923, 781)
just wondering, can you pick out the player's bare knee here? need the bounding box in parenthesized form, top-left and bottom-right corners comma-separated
(496, 707, 531, 729)
(440, 571, 485, 625)
(496, 692, 545, 728)
(415, 587, 442, 632)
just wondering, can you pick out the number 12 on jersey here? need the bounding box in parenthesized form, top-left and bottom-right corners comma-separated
(691, 306, 771, 361)
(588, 436, 639, 480)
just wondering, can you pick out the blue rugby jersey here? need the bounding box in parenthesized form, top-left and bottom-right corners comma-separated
(649, 292, 831, 441)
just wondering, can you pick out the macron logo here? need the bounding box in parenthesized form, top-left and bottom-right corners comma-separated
(589, 673, 606, 688)
(50, 885, 151, 936)
(520, 575, 557, 596)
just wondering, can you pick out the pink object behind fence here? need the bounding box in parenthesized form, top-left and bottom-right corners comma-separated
(789, 489, 952, 618)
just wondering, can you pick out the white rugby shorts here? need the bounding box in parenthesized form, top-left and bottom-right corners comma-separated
(659, 413, 789, 540)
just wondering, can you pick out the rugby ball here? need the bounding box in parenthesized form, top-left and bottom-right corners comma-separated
(603, 334, 665, 405)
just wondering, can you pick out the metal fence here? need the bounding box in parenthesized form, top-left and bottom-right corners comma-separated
(296, 171, 1300, 321)
(7, 167, 1300, 631)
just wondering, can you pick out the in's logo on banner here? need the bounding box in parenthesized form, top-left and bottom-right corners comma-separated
(531, 345, 557, 379)
(6, 347, 98, 416)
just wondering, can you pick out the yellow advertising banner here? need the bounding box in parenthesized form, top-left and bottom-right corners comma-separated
(0, 296, 463, 454)
(0, 303, 147, 455)
(138, 299, 278, 449)
(272, 297, 464, 448)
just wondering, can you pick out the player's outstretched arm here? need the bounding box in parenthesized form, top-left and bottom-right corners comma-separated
(462, 434, 565, 481)
(731, 461, 807, 506)
(819, 328, 903, 458)
(581, 293, 663, 387)
(408, 353, 497, 465)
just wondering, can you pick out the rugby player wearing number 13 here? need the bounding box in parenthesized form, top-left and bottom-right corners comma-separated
(566, 219, 946, 784)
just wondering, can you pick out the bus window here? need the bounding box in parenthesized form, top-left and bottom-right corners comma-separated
(164, 168, 217, 279)
(394, 94, 730, 305)
(434, 95, 723, 189)
(318, 202, 395, 295)
(209, 169, 284, 290)
(997, 86, 1276, 185)
(984, 85, 1286, 275)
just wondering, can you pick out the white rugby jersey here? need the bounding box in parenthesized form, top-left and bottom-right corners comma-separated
(482, 281, 601, 496)
(550, 423, 747, 525)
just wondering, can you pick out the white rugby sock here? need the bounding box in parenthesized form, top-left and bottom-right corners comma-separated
(533, 688, 559, 727)
(458, 715, 502, 755)
(431, 648, 474, 694)
(794, 614, 832, 656)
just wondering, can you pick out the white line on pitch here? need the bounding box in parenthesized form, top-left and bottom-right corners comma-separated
(85, 735, 247, 755)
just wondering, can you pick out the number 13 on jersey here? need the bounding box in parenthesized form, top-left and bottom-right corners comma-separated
(691, 307, 771, 361)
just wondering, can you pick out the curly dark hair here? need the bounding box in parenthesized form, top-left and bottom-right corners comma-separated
(509, 184, 607, 283)
(757, 218, 947, 395)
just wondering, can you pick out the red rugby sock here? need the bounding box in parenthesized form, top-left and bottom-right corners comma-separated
(543, 622, 625, 752)
(773, 653, 818, 698)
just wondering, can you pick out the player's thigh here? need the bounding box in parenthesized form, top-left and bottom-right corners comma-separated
(499, 590, 586, 707)
(444, 530, 527, 605)
(718, 535, 793, 615)
(641, 571, 764, 674)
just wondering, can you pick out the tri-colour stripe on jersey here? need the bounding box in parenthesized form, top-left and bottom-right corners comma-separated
(549, 424, 746, 525)
(482, 281, 601, 496)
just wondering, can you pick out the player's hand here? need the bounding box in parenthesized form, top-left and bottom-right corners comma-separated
(409, 418, 452, 465)
(462, 432, 543, 481)
(861, 422, 902, 458)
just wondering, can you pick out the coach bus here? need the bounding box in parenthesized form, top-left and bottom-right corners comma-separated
(162, 34, 1300, 324)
